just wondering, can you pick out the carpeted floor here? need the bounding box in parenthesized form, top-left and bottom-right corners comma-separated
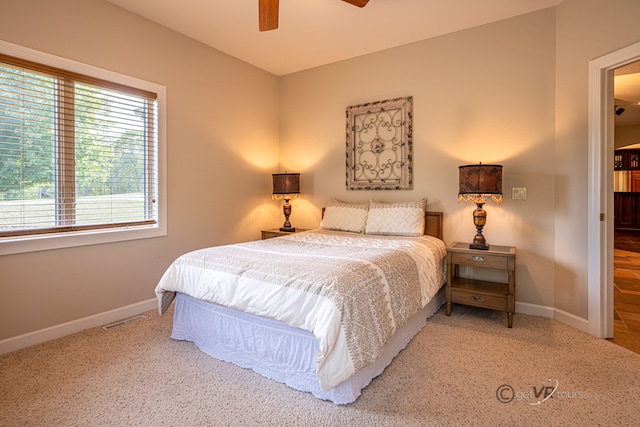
(2, 304, 640, 426)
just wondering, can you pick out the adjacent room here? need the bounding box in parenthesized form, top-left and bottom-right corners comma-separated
(2, 0, 640, 424)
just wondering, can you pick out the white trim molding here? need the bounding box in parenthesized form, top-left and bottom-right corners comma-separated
(588, 41, 640, 338)
(0, 298, 157, 355)
(516, 301, 553, 319)
(516, 302, 590, 333)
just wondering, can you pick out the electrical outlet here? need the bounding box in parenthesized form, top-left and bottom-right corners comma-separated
(512, 187, 527, 200)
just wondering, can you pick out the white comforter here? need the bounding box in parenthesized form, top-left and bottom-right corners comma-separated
(155, 229, 446, 390)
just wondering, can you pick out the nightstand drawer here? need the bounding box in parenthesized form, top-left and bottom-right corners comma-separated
(451, 288, 507, 311)
(450, 252, 508, 269)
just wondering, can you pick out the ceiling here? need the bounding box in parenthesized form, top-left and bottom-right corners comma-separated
(105, 0, 640, 128)
(106, 0, 564, 76)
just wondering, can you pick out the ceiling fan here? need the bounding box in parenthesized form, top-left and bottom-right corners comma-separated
(259, 0, 369, 31)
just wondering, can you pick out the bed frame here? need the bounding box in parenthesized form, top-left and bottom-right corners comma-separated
(424, 211, 443, 240)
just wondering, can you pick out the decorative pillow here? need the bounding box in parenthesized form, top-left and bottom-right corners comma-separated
(365, 198, 427, 236)
(320, 199, 369, 233)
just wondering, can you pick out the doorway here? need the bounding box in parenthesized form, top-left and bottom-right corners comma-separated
(610, 60, 640, 353)
(587, 41, 640, 341)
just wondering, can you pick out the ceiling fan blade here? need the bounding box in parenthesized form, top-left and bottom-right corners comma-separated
(342, 0, 369, 7)
(259, 0, 279, 31)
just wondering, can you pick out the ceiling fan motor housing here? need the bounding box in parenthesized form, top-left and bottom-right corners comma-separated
(259, 0, 369, 32)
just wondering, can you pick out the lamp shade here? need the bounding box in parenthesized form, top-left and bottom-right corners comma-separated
(272, 173, 300, 200)
(458, 164, 503, 204)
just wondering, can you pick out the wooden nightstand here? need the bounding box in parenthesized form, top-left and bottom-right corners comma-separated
(446, 242, 517, 327)
(261, 228, 308, 239)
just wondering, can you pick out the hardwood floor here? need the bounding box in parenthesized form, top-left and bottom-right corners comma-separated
(611, 231, 640, 354)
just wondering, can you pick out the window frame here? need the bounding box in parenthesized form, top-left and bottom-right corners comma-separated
(0, 41, 167, 255)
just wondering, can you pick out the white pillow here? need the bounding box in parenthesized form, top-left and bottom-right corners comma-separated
(320, 199, 369, 233)
(365, 198, 427, 236)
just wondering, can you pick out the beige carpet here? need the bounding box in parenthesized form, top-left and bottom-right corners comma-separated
(2, 304, 640, 426)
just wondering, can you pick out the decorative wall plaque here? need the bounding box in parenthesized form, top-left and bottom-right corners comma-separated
(346, 96, 413, 190)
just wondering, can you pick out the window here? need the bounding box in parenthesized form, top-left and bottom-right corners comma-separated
(0, 42, 166, 255)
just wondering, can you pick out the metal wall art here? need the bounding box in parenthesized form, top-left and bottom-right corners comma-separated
(346, 96, 413, 190)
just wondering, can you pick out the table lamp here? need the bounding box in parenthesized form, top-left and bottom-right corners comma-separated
(458, 163, 503, 250)
(272, 173, 300, 232)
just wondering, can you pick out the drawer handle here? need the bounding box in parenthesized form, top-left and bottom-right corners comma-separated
(471, 295, 485, 303)
(472, 256, 485, 262)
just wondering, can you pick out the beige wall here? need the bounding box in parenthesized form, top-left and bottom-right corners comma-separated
(3, 0, 640, 344)
(554, 0, 640, 319)
(280, 9, 558, 309)
(0, 0, 280, 340)
(282, 0, 640, 325)
(615, 125, 640, 149)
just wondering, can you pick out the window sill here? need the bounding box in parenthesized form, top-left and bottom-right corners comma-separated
(0, 223, 166, 255)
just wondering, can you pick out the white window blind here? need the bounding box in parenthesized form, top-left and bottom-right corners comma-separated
(0, 53, 158, 238)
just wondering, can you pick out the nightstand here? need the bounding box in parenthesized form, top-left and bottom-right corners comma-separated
(261, 228, 308, 239)
(446, 242, 517, 327)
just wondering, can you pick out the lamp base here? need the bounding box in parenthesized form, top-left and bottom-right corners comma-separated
(280, 227, 296, 232)
(469, 242, 490, 250)
(470, 232, 489, 250)
(470, 204, 489, 250)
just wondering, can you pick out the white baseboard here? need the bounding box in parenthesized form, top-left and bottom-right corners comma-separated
(0, 299, 596, 356)
(516, 301, 590, 334)
(516, 301, 554, 318)
(553, 307, 590, 334)
(0, 298, 157, 356)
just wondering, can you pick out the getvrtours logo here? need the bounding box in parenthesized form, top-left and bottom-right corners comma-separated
(496, 379, 596, 405)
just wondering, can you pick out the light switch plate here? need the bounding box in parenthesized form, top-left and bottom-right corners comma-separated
(512, 187, 527, 200)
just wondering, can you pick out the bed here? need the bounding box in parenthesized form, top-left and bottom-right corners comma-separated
(155, 199, 446, 404)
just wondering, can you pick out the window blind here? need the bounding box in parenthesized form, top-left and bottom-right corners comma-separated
(0, 53, 158, 237)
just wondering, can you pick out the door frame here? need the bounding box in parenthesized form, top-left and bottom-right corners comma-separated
(588, 41, 640, 338)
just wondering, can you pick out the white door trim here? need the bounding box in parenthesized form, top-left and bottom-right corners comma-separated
(588, 41, 640, 338)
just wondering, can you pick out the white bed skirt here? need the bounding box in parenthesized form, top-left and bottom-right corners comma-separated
(171, 287, 445, 404)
